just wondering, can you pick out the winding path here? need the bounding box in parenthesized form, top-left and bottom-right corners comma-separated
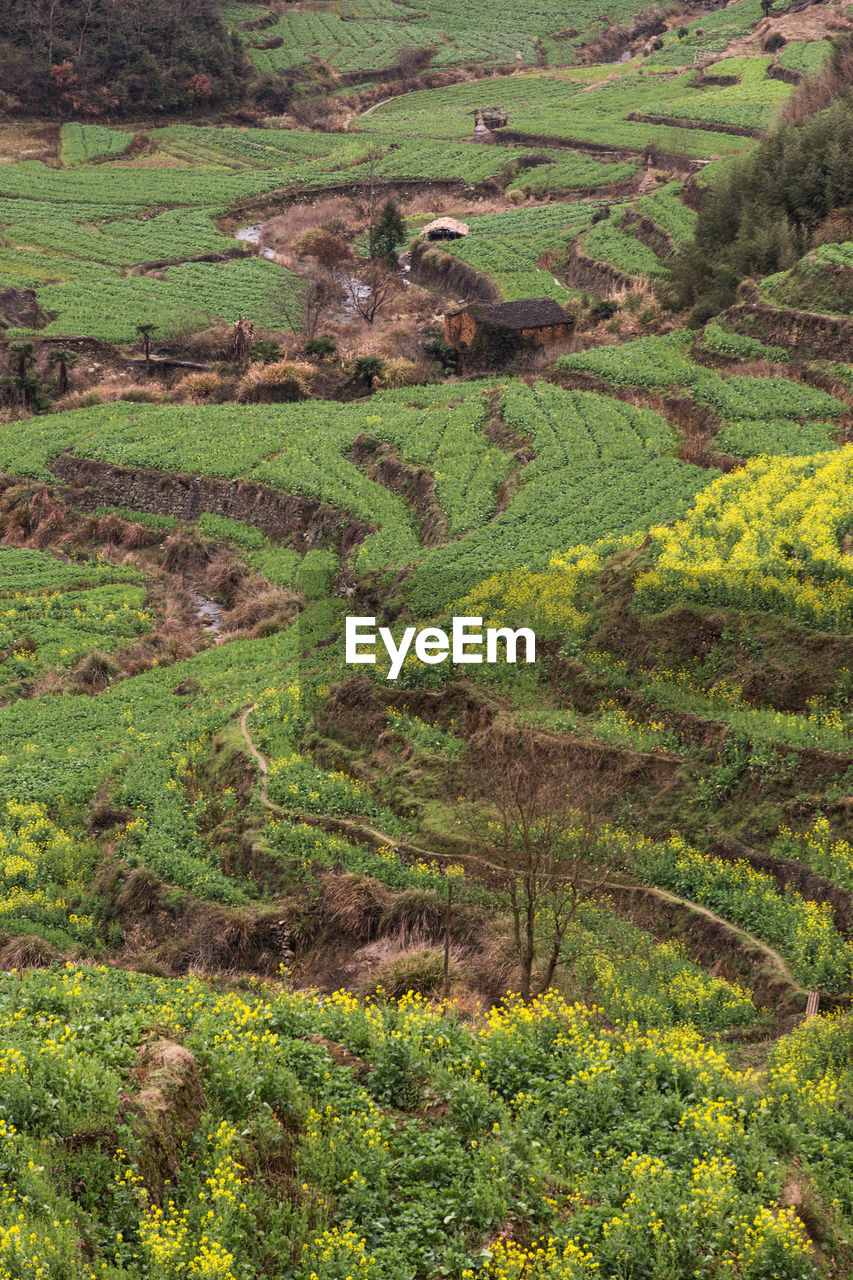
(238, 704, 816, 1006)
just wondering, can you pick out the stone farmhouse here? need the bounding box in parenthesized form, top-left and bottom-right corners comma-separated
(444, 297, 574, 348)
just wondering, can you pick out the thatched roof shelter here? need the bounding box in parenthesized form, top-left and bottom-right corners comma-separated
(420, 217, 470, 241)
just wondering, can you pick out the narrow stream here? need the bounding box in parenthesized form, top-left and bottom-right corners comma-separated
(193, 593, 225, 637)
(234, 224, 277, 260)
(234, 220, 411, 320)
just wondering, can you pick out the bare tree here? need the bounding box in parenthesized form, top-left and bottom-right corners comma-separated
(230, 316, 255, 365)
(280, 276, 343, 340)
(343, 261, 398, 326)
(459, 724, 628, 1001)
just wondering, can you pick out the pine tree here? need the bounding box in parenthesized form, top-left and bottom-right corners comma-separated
(372, 199, 407, 267)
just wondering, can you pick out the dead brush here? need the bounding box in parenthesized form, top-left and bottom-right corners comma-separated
(362, 946, 457, 999)
(318, 872, 391, 942)
(117, 520, 160, 551)
(379, 887, 446, 944)
(463, 927, 518, 1002)
(211, 910, 259, 971)
(0, 483, 66, 545)
(33, 670, 71, 697)
(222, 584, 303, 637)
(0, 934, 61, 969)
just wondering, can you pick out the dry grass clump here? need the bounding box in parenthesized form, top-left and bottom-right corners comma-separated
(0, 482, 67, 546)
(172, 371, 226, 403)
(55, 381, 167, 412)
(318, 872, 392, 942)
(162, 529, 213, 575)
(222, 584, 303, 638)
(201, 549, 250, 606)
(379, 887, 446, 943)
(374, 357, 421, 389)
(116, 866, 163, 915)
(0, 934, 61, 969)
(236, 359, 316, 403)
(363, 946, 456, 999)
(70, 648, 121, 691)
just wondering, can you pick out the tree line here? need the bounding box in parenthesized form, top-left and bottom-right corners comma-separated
(663, 37, 853, 322)
(0, 0, 249, 116)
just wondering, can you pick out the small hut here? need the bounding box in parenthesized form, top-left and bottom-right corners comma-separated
(445, 298, 573, 349)
(420, 217, 469, 242)
(474, 107, 509, 129)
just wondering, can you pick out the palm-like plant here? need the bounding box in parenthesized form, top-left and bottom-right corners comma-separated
(136, 323, 157, 367)
(47, 348, 78, 395)
(2, 342, 45, 411)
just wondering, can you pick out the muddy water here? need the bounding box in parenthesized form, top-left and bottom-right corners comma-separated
(193, 593, 225, 637)
(234, 224, 277, 260)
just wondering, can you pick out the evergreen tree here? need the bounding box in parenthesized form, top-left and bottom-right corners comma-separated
(372, 199, 408, 267)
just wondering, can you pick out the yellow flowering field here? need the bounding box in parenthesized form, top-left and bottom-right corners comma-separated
(0, 966, 839, 1280)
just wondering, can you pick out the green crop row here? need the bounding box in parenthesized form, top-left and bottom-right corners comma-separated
(26, 258, 304, 342)
(583, 213, 667, 278)
(60, 123, 134, 166)
(716, 418, 840, 458)
(0, 547, 142, 595)
(409, 382, 712, 608)
(559, 332, 847, 420)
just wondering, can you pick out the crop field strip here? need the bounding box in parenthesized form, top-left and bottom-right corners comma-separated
(0, 130, 608, 338)
(3, 7, 853, 1273)
(234, 0, 660, 73)
(359, 63, 787, 156)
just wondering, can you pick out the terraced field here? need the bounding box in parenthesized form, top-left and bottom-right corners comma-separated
(3, 4, 853, 1277)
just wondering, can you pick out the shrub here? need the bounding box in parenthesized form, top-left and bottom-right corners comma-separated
(171, 371, 224, 403)
(303, 335, 337, 360)
(236, 359, 315, 403)
(588, 298, 619, 322)
(351, 355, 384, 388)
(249, 339, 282, 364)
(423, 334, 458, 374)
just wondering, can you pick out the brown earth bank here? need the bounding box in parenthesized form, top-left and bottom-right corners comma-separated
(49, 453, 370, 563)
(709, 835, 853, 930)
(348, 433, 449, 545)
(564, 240, 635, 294)
(723, 301, 853, 359)
(621, 208, 675, 258)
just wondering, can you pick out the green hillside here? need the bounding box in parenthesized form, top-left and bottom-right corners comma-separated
(1, 6, 853, 1279)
